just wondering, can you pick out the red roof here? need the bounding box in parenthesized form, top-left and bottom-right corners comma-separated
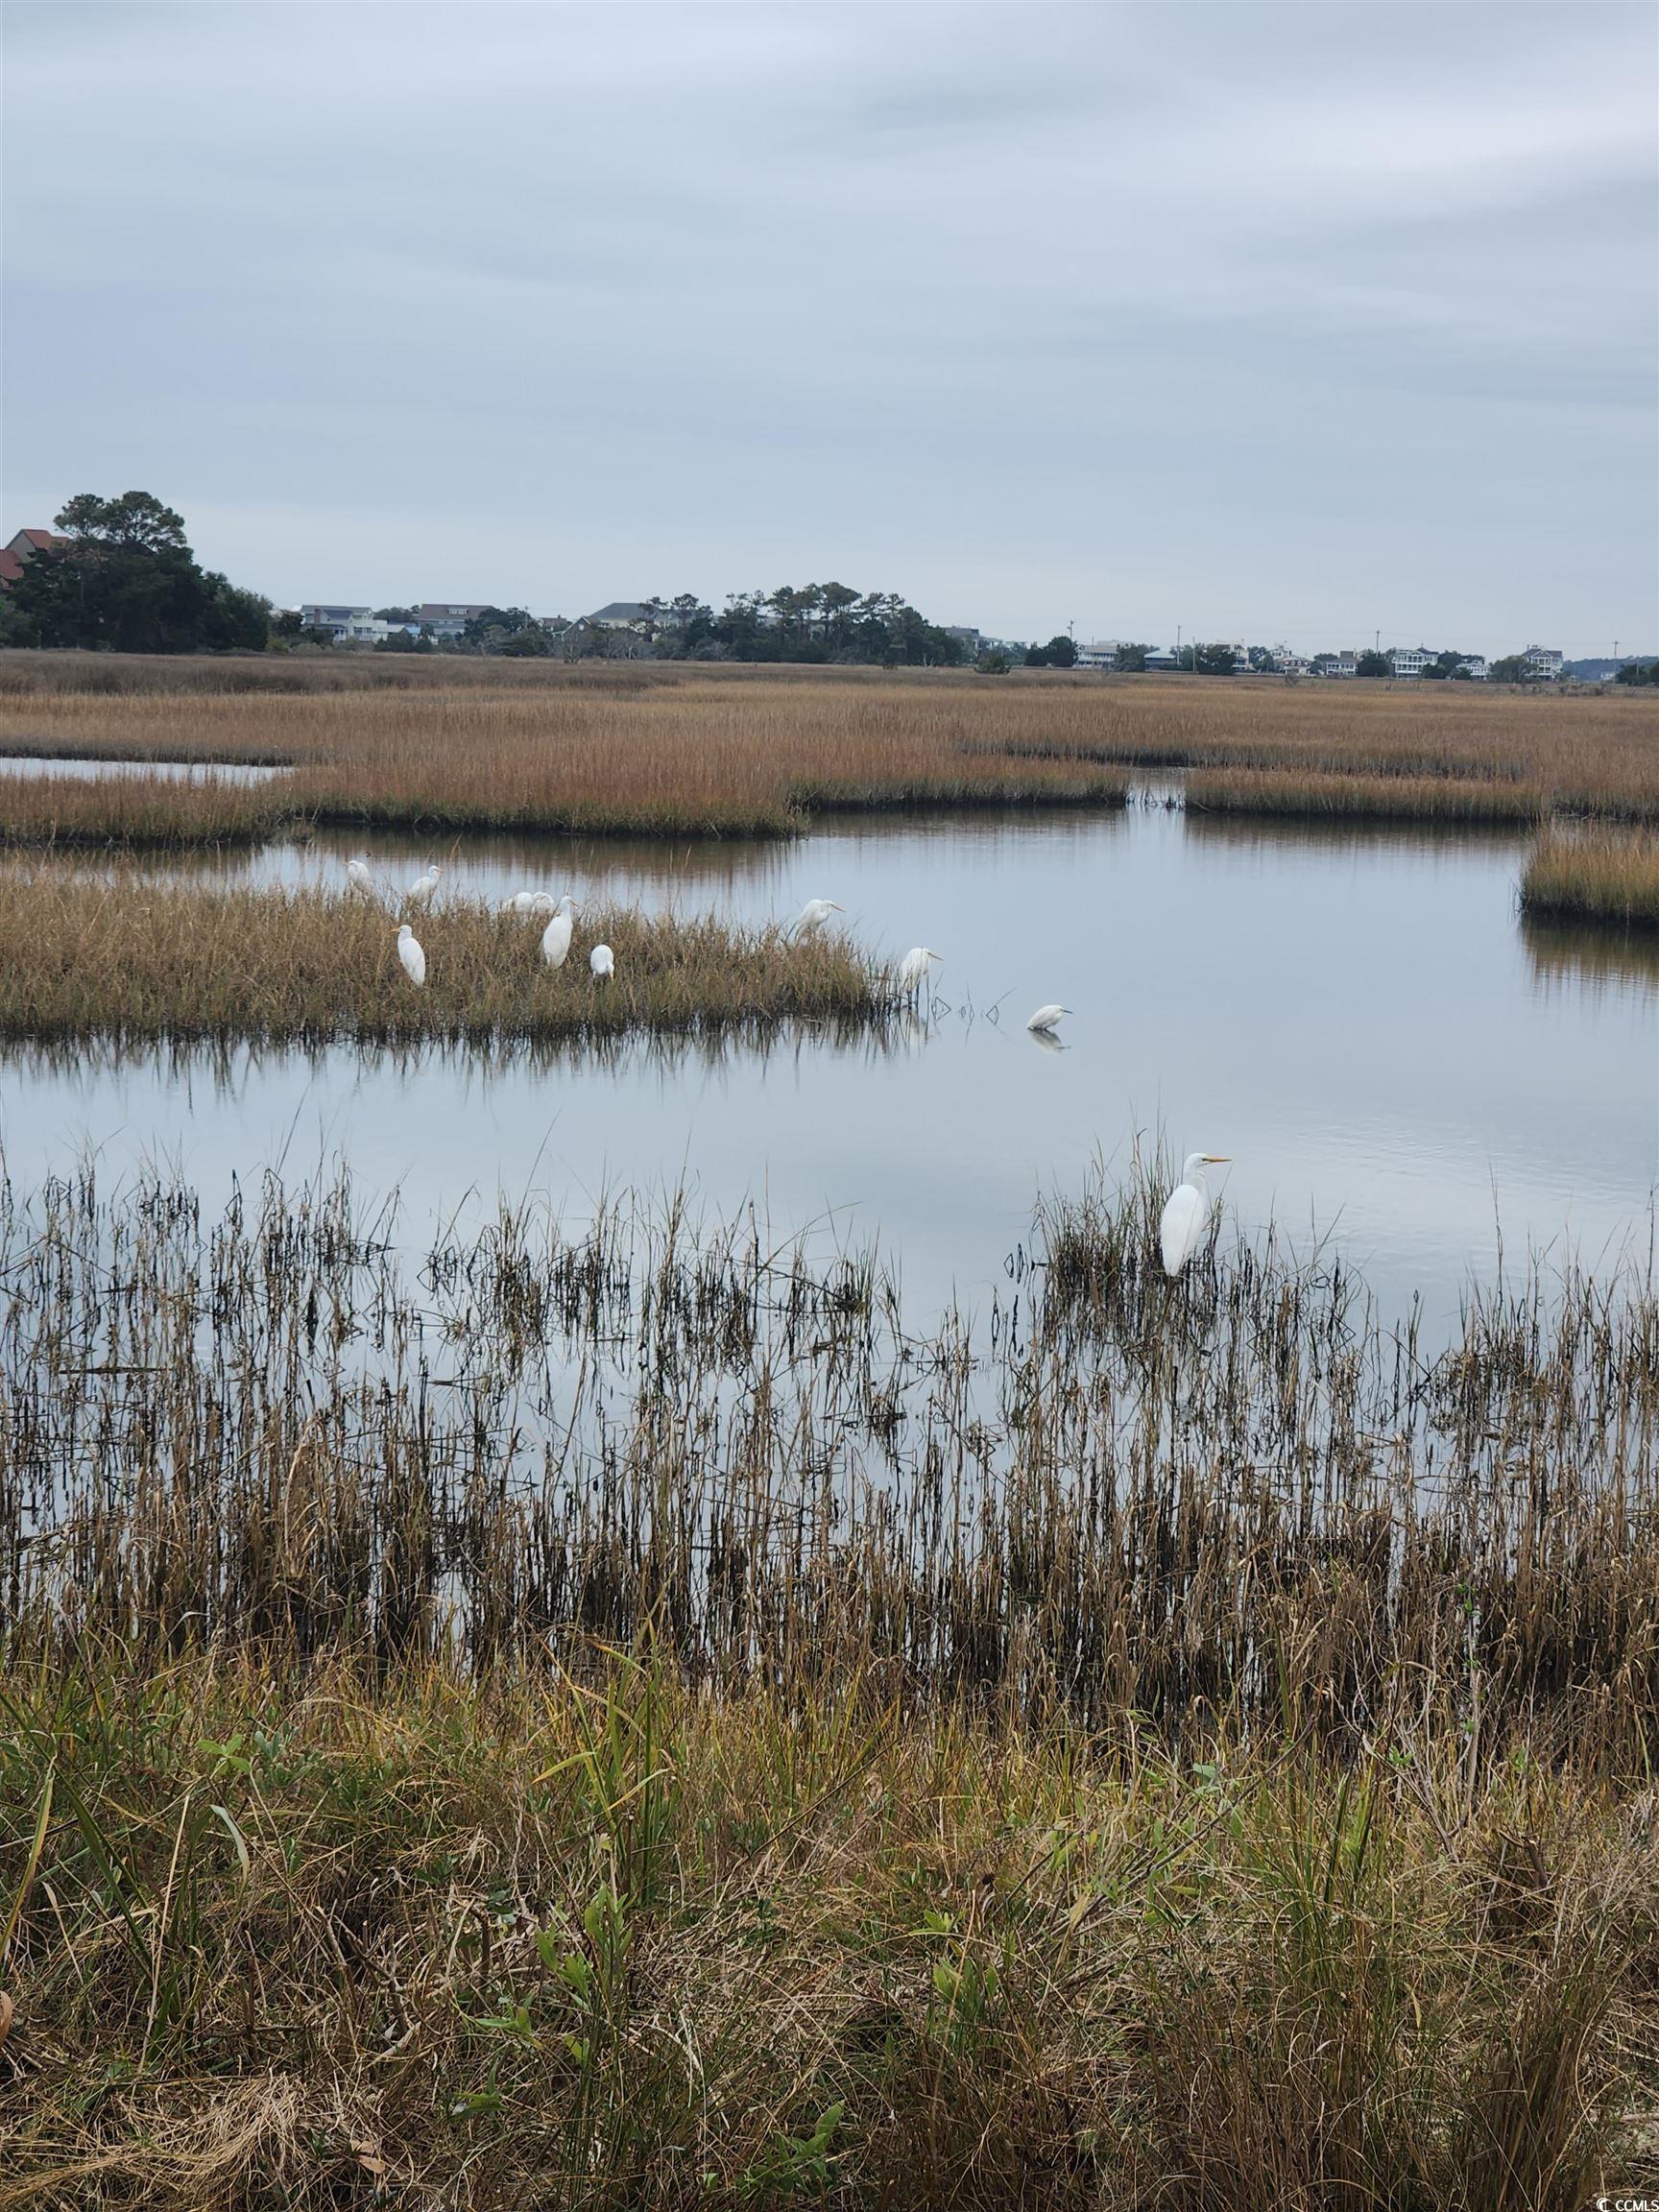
(18, 528, 66, 550)
(0, 548, 25, 587)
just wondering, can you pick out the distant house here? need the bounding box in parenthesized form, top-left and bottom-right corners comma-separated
(300, 603, 382, 643)
(0, 527, 71, 590)
(1311, 651, 1359, 678)
(6, 528, 71, 563)
(585, 601, 656, 633)
(418, 602, 492, 641)
(1388, 646, 1435, 679)
(943, 626, 982, 656)
(1522, 645, 1564, 681)
(1457, 655, 1489, 681)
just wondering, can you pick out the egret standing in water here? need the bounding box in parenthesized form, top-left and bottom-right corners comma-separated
(406, 864, 442, 908)
(347, 858, 378, 901)
(1026, 1003, 1070, 1034)
(396, 923, 426, 988)
(1159, 1153, 1230, 1276)
(898, 947, 941, 996)
(589, 942, 614, 980)
(541, 895, 577, 968)
(793, 898, 843, 937)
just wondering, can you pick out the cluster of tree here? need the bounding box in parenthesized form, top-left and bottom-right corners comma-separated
(0, 493, 271, 654)
(1022, 635, 1077, 668)
(1487, 655, 1549, 683)
(670, 586, 968, 666)
(1615, 660, 1659, 686)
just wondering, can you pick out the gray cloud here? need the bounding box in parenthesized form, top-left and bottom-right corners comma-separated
(4, 1, 1653, 651)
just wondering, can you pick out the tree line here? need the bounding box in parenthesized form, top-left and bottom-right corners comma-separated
(0, 493, 271, 654)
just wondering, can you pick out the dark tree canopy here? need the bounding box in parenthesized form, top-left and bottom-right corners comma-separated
(2, 492, 270, 653)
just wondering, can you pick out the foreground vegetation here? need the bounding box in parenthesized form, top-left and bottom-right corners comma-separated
(1521, 827, 1659, 929)
(0, 1167, 1654, 2202)
(0, 655, 1654, 840)
(0, 876, 892, 1046)
(1, 1162, 1656, 2202)
(3, 1655, 1651, 2209)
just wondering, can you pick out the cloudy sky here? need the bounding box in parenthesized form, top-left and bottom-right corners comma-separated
(5, 2, 1654, 653)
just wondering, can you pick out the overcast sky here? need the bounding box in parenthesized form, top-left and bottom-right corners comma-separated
(5, 2, 1654, 653)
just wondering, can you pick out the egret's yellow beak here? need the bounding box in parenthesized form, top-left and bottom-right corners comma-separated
(1204, 1154, 1231, 1164)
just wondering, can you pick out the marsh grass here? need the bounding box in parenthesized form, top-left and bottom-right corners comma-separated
(1, 659, 1653, 839)
(1182, 767, 1546, 823)
(4, 1158, 1656, 1760)
(2, 1159, 1656, 2200)
(1521, 828, 1659, 928)
(0, 876, 892, 1044)
(0, 1651, 1650, 2210)
(0, 767, 297, 846)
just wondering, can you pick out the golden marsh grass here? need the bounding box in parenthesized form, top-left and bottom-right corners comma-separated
(0, 875, 892, 1045)
(1, 1650, 1649, 2209)
(2, 1161, 1656, 2200)
(1, 656, 1655, 839)
(1521, 828, 1659, 928)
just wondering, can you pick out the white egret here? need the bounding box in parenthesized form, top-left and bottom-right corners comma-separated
(589, 943, 614, 979)
(406, 864, 442, 907)
(528, 891, 557, 917)
(1159, 1153, 1230, 1276)
(1026, 1004, 1070, 1034)
(793, 898, 843, 937)
(347, 858, 378, 901)
(502, 889, 556, 917)
(897, 947, 941, 994)
(541, 895, 578, 968)
(395, 923, 426, 988)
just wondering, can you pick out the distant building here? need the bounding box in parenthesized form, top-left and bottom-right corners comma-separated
(1457, 655, 1489, 681)
(1522, 645, 1564, 680)
(0, 527, 71, 590)
(943, 626, 982, 657)
(585, 601, 656, 633)
(418, 602, 492, 640)
(1388, 646, 1435, 679)
(300, 603, 389, 644)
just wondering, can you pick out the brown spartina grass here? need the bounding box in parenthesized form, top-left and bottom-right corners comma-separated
(0, 766, 296, 846)
(1521, 828, 1659, 928)
(1183, 767, 1546, 823)
(0, 1158, 1655, 2200)
(0, 874, 893, 1045)
(1, 658, 1655, 838)
(0, 1650, 1650, 2210)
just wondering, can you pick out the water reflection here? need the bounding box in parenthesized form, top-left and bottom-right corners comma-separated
(0, 755, 283, 786)
(1520, 911, 1659, 999)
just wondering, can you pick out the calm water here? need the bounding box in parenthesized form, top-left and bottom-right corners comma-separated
(2, 802, 1654, 1328)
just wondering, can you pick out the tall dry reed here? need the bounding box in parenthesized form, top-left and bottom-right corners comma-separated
(0, 875, 893, 1045)
(1521, 827, 1659, 928)
(2, 660, 1654, 836)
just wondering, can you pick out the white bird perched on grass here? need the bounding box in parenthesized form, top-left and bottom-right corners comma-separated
(347, 858, 378, 901)
(1026, 1003, 1070, 1034)
(395, 923, 426, 988)
(589, 942, 614, 979)
(502, 889, 557, 917)
(1159, 1152, 1230, 1276)
(541, 895, 578, 968)
(897, 947, 941, 995)
(406, 864, 442, 908)
(793, 898, 843, 937)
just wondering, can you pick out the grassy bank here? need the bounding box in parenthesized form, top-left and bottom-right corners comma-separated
(2, 1652, 1651, 2209)
(2, 1163, 1657, 2200)
(0, 659, 1653, 839)
(0, 877, 892, 1045)
(1182, 767, 1543, 823)
(0, 768, 296, 847)
(1521, 829, 1659, 928)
